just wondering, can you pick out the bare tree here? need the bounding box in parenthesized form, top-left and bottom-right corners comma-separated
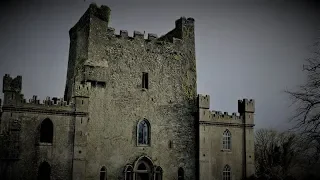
(254, 129, 313, 180)
(285, 39, 320, 161)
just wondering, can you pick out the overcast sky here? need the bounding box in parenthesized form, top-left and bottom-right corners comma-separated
(0, 0, 319, 130)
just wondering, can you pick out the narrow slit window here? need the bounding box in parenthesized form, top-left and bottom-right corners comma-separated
(142, 72, 149, 89)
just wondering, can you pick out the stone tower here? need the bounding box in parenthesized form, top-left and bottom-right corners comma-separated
(64, 3, 198, 180)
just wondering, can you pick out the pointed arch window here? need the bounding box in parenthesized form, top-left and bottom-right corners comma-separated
(100, 166, 107, 180)
(40, 118, 53, 143)
(178, 167, 184, 180)
(124, 165, 133, 180)
(137, 119, 150, 146)
(154, 166, 163, 180)
(223, 165, 231, 180)
(222, 129, 231, 150)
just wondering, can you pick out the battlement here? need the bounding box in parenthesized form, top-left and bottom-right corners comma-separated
(104, 27, 187, 48)
(19, 95, 73, 107)
(175, 17, 195, 28)
(107, 27, 160, 41)
(87, 3, 111, 22)
(238, 98, 255, 113)
(211, 111, 242, 120)
(69, 3, 111, 34)
(198, 94, 210, 109)
(3, 74, 22, 93)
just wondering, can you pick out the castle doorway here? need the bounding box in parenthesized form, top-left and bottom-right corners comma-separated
(134, 157, 153, 180)
(136, 172, 150, 180)
(37, 161, 51, 180)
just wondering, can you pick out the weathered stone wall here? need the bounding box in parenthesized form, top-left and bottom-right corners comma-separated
(0, 109, 74, 180)
(0, 75, 89, 180)
(64, 3, 198, 180)
(198, 95, 255, 180)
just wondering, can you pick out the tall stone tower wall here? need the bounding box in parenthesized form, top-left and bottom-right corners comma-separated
(65, 3, 198, 180)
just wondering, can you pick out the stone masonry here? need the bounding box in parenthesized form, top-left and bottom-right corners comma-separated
(0, 3, 254, 180)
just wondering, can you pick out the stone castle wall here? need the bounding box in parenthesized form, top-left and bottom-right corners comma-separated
(0, 3, 255, 180)
(198, 95, 255, 180)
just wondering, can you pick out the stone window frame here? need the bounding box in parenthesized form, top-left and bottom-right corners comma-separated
(222, 164, 231, 180)
(136, 119, 151, 147)
(154, 166, 163, 180)
(178, 167, 184, 180)
(100, 166, 107, 180)
(39, 118, 54, 145)
(142, 72, 149, 90)
(124, 165, 134, 180)
(222, 129, 231, 151)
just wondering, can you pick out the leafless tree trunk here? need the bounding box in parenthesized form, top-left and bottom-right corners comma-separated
(285, 38, 320, 163)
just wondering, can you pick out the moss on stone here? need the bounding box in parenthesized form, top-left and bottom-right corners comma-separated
(173, 54, 182, 60)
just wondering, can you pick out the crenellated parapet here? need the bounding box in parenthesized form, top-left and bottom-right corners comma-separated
(105, 17, 193, 46)
(106, 27, 161, 42)
(198, 94, 255, 126)
(21, 95, 73, 107)
(211, 111, 242, 120)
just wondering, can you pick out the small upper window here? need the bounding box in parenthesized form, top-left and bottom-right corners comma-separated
(142, 72, 149, 89)
(223, 165, 231, 180)
(100, 166, 107, 180)
(137, 119, 150, 146)
(222, 129, 231, 150)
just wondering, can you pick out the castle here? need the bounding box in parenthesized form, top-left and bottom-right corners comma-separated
(0, 4, 255, 180)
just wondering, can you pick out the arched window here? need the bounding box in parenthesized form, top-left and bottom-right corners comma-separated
(100, 166, 107, 180)
(40, 118, 53, 143)
(222, 129, 231, 150)
(124, 165, 133, 180)
(154, 166, 163, 180)
(37, 161, 51, 180)
(137, 119, 150, 145)
(178, 167, 184, 180)
(223, 165, 231, 180)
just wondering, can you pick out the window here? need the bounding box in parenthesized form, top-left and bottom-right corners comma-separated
(178, 167, 184, 180)
(40, 118, 53, 143)
(100, 166, 107, 180)
(223, 165, 231, 180)
(142, 72, 149, 89)
(124, 165, 133, 180)
(154, 166, 163, 180)
(222, 129, 231, 150)
(137, 119, 150, 146)
(37, 161, 51, 180)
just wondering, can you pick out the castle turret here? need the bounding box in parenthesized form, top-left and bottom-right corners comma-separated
(2, 74, 22, 106)
(64, 3, 111, 101)
(238, 99, 255, 124)
(238, 98, 255, 178)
